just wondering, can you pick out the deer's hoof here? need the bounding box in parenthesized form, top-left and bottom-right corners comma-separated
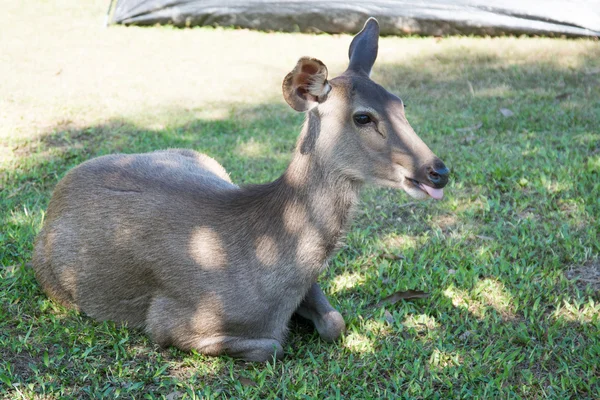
(316, 311, 346, 342)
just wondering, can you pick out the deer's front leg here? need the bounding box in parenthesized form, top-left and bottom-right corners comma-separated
(295, 283, 346, 342)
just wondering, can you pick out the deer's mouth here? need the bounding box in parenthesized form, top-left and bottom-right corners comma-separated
(406, 178, 444, 200)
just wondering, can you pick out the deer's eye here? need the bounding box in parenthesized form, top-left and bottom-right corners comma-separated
(353, 114, 372, 125)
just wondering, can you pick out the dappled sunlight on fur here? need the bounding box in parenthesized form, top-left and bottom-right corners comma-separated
(189, 227, 228, 270)
(254, 235, 281, 268)
(2, 1, 599, 394)
(31, 19, 449, 361)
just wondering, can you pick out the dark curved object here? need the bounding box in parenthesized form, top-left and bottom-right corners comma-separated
(110, 0, 600, 37)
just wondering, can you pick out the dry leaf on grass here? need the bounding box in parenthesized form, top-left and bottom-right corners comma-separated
(499, 108, 514, 117)
(373, 290, 430, 308)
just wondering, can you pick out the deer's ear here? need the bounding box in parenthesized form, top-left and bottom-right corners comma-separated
(283, 57, 331, 112)
(348, 18, 379, 76)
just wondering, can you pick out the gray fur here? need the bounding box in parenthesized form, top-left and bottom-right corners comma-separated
(33, 18, 447, 361)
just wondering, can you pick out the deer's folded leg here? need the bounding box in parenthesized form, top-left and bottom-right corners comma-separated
(295, 283, 345, 342)
(145, 296, 284, 362)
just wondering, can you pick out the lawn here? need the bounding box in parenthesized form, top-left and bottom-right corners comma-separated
(1, 1, 599, 398)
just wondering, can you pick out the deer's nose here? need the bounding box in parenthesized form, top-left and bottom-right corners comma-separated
(426, 159, 449, 188)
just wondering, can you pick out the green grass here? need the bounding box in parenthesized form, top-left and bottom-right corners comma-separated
(2, 2, 600, 398)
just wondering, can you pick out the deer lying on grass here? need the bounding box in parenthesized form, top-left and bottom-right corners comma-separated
(33, 18, 449, 361)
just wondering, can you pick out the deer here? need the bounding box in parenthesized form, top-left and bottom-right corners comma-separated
(32, 18, 449, 362)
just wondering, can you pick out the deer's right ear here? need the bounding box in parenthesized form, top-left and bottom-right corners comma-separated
(283, 57, 331, 112)
(347, 18, 379, 76)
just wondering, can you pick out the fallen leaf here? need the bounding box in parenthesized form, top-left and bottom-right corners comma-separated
(239, 377, 257, 387)
(499, 108, 514, 117)
(448, 269, 456, 275)
(374, 290, 430, 308)
(456, 122, 482, 133)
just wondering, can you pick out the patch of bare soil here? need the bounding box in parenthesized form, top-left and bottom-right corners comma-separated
(565, 259, 600, 291)
(0, 346, 37, 381)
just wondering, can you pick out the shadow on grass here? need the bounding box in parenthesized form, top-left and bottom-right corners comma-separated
(1, 44, 599, 397)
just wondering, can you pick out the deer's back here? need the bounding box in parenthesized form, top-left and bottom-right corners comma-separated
(33, 149, 244, 326)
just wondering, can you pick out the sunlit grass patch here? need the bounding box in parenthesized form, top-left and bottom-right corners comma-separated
(404, 313, 437, 328)
(553, 299, 600, 324)
(473, 278, 516, 320)
(330, 272, 366, 294)
(428, 348, 462, 371)
(343, 332, 376, 354)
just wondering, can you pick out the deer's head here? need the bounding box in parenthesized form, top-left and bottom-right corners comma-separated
(283, 18, 449, 200)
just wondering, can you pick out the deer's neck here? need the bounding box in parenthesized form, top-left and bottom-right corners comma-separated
(241, 117, 361, 276)
(282, 150, 360, 249)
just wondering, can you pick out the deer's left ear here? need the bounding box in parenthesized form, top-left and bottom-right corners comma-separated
(283, 57, 331, 112)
